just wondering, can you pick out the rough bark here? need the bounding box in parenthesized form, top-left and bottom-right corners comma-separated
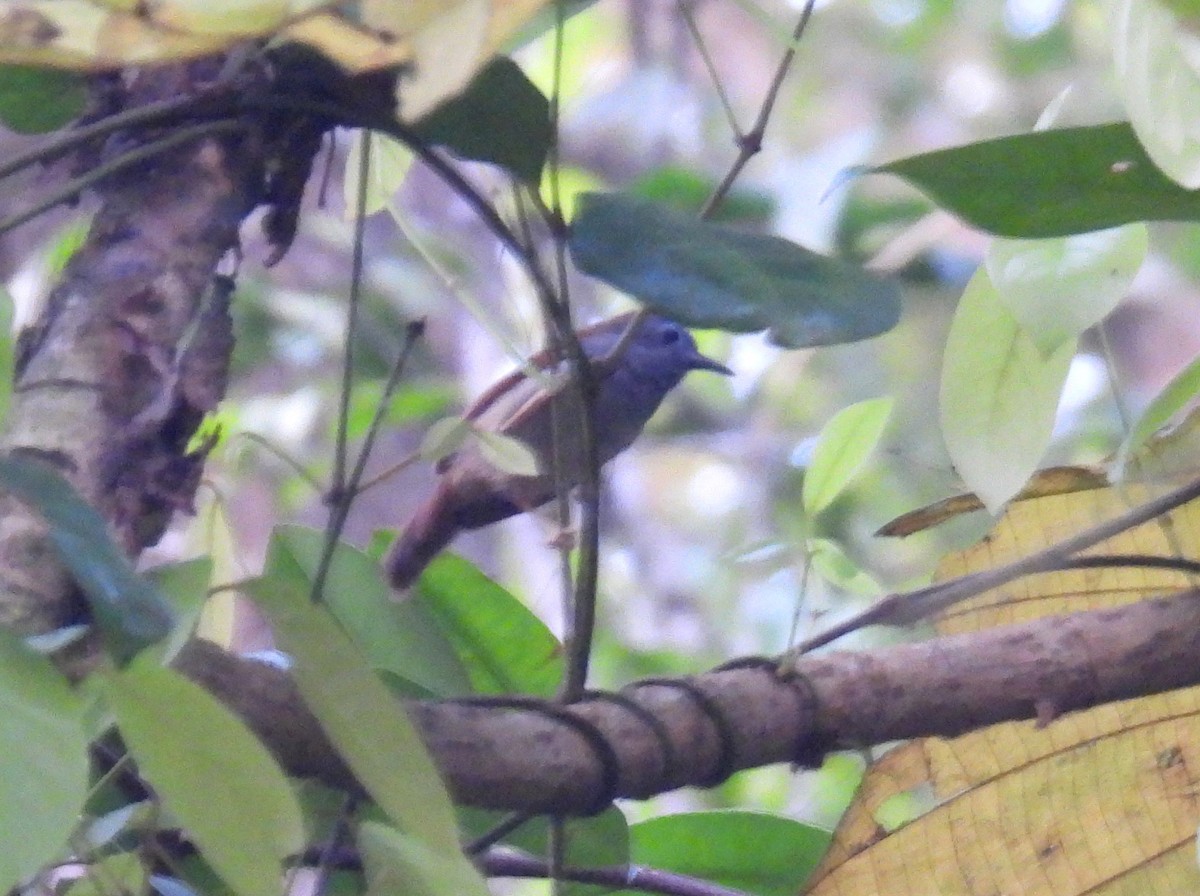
(0, 63, 266, 634)
(175, 589, 1200, 815)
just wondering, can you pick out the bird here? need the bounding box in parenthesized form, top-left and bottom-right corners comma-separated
(386, 311, 731, 588)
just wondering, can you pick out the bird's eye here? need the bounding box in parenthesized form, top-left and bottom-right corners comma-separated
(660, 327, 682, 345)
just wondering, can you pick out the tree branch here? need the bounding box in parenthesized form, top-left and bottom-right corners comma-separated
(174, 587, 1200, 815)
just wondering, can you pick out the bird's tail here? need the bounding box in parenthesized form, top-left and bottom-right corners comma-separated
(387, 488, 460, 589)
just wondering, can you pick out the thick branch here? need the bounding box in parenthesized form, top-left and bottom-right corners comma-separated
(175, 589, 1200, 815)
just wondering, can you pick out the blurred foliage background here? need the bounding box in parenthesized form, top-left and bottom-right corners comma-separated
(4, 0, 1199, 833)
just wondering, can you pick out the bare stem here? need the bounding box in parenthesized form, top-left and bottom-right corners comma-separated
(699, 0, 818, 219)
(795, 475, 1200, 652)
(481, 848, 757, 896)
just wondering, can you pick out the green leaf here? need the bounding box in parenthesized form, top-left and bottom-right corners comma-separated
(808, 538, 882, 595)
(624, 811, 831, 896)
(1111, 0, 1200, 188)
(1119, 353, 1200, 469)
(414, 56, 551, 185)
(0, 456, 174, 664)
(802, 397, 894, 516)
(107, 656, 304, 896)
(420, 416, 471, 463)
(939, 268, 1075, 512)
(416, 555, 563, 697)
(248, 537, 461, 853)
(474, 428, 541, 477)
(150, 557, 213, 663)
(568, 192, 900, 348)
(359, 821, 489, 896)
(874, 123, 1200, 237)
(0, 65, 86, 134)
(984, 224, 1147, 354)
(269, 526, 471, 697)
(0, 630, 88, 893)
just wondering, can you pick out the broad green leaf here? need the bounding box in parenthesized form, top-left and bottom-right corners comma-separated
(359, 821, 488, 896)
(0, 456, 173, 663)
(0, 630, 88, 893)
(874, 123, 1200, 237)
(568, 192, 900, 348)
(474, 428, 541, 477)
(984, 224, 1147, 354)
(344, 130, 414, 219)
(414, 56, 551, 185)
(1118, 353, 1200, 471)
(1111, 0, 1200, 188)
(270, 526, 471, 697)
(107, 656, 304, 896)
(623, 811, 831, 896)
(150, 557, 213, 663)
(249, 535, 461, 853)
(940, 268, 1075, 513)
(416, 555, 563, 697)
(802, 397, 894, 516)
(0, 65, 85, 133)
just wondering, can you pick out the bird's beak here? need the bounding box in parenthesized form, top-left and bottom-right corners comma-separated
(689, 350, 733, 375)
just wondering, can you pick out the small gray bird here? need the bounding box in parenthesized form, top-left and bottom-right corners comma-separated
(387, 312, 731, 588)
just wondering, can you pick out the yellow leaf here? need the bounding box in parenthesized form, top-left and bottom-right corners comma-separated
(0, 1, 230, 68)
(814, 480, 1200, 894)
(278, 12, 413, 73)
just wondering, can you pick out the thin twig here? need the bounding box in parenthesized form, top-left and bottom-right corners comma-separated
(311, 317, 424, 600)
(548, 817, 567, 896)
(311, 135, 371, 604)
(236, 96, 564, 348)
(699, 0, 818, 218)
(513, 0, 605, 703)
(341, 319, 426, 501)
(307, 795, 359, 896)
(481, 847, 757, 896)
(232, 432, 324, 494)
(1053, 554, 1200, 576)
(0, 120, 248, 238)
(347, 448, 420, 496)
(0, 92, 215, 183)
(677, 0, 744, 138)
(795, 475, 1200, 653)
(463, 811, 535, 855)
